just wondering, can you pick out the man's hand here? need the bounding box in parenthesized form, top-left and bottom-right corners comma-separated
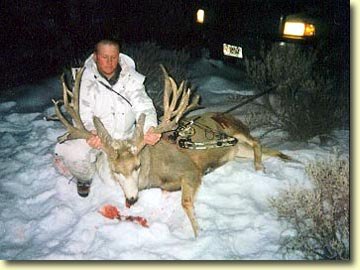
(86, 130, 103, 149)
(144, 127, 161, 146)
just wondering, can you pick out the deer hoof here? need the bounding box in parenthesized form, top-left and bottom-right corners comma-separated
(255, 164, 265, 172)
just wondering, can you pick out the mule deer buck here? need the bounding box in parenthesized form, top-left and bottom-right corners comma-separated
(53, 66, 291, 237)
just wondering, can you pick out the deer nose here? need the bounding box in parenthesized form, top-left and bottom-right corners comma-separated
(125, 197, 138, 207)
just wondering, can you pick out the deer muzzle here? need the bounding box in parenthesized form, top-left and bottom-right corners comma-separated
(125, 196, 138, 208)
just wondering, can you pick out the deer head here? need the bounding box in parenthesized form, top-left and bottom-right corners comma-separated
(93, 113, 145, 205)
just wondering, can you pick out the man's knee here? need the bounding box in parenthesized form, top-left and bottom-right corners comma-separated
(54, 139, 99, 181)
(54, 139, 94, 162)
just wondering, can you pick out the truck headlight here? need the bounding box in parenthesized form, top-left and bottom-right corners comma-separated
(283, 21, 316, 38)
(196, 9, 205, 24)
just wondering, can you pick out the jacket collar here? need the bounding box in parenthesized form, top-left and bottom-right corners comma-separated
(98, 64, 122, 86)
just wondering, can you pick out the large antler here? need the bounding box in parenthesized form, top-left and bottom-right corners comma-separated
(154, 65, 200, 133)
(52, 67, 93, 143)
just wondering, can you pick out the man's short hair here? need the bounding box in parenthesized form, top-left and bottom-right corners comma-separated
(94, 39, 120, 53)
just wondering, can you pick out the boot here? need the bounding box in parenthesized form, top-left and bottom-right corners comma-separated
(77, 179, 92, 197)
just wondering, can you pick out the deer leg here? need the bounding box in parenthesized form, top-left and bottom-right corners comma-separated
(234, 133, 263, 171)
(251, 138, 263, 171)
(181, 177, 201, 237)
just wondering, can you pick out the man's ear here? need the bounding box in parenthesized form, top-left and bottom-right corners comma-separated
(93, 53, 98, 63)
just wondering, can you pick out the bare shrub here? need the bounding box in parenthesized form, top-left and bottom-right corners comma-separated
(240, 110, 272, 131)
(122, 42, 191, 113)
(245, 44, 342, 141)
(270, 158, 350, 260)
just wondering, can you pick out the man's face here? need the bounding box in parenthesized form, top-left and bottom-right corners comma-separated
(94, 44, 119, 78)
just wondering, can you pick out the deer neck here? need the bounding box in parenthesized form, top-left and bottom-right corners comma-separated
(137, 147, 160, 190)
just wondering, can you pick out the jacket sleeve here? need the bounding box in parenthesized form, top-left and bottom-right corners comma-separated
(78, 74, 98, 131)
(127, 82, 158, 132)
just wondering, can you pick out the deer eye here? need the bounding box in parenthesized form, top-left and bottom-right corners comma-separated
(130, 146, 138, 155)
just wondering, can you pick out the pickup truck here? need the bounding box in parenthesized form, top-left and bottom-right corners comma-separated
(191, 0, 348, 62)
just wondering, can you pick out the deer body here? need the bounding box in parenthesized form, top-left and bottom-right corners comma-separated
(53, 66, 291, 237)
(136, 111, 261, 194)
(104, 111, 287, 237)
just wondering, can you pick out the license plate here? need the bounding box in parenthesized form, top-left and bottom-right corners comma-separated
(223, 43, 243, 58)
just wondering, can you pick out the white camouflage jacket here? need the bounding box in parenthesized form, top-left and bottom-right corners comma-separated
(79, 53, 158, 140)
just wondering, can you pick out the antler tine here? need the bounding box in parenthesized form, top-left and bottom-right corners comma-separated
(53, 67, 93, 143)
(155, 65, 200, 133)
(168, 77, 184, 115)
(161, 65, 172, 121)
(62, 69, 87, 131)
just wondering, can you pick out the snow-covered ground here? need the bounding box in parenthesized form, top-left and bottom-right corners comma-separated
(0, 58, 349, 260)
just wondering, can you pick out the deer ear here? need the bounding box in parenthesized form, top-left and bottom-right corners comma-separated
(131, 113, 147, 154)
(137, 114, 146, 134)
(133, 113, 146, 141)
(93, 116, 111, 143)
(93, 116, 118, 159)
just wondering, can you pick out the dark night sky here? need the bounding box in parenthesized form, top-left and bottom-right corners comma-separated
(0, 0, 199, 88)
(0, 0, 350, 89)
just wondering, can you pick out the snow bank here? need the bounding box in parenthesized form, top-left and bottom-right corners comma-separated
(0, 59, 349, 260)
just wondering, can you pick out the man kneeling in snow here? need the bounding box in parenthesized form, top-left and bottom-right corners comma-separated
(54, 39, 160, 197)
